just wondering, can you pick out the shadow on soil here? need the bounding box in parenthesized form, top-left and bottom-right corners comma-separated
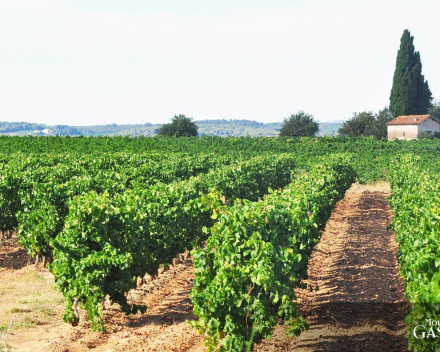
(0, 237, 32, 270)
(127, 290, 197, 328)
(298, 331, 407, 352)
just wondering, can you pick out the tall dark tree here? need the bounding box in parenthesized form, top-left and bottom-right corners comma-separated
(389, 29, 432, 117)
(155, 114, 198, 137)
(278, 111, 319, 137)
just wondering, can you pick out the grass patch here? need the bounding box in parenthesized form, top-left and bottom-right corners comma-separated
(347, 181, 391, 194)
(0, 315, 15, 352)
(0, 267, 64, 332)
(0, 342, 13, 352)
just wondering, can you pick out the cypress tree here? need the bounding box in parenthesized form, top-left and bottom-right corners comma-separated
(389, 29, 432, 117)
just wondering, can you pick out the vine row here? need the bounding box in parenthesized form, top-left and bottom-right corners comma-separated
(389, 156, 440, 352)
(49, 154, 296, 331)
(190, 155, 356, 351)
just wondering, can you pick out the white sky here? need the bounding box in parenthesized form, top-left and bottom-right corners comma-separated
(1, 0, 439, 125)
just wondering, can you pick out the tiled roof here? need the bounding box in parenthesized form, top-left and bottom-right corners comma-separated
(387, 115, 440, 125)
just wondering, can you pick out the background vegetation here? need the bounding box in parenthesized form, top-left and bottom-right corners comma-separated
(0, 120, 343, 137)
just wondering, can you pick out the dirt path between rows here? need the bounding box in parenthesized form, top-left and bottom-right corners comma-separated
(254, 183, 410, 352)
(3, 183, 410, 352)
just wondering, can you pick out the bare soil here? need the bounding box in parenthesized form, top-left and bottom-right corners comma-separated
(3, 252, 205, 352)
(1, 183, 410, 352)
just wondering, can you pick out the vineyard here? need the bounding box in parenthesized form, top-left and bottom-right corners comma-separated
(1, 136, 440, 351)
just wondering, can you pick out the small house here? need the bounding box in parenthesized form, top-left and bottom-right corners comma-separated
(387, 115, 440, 141)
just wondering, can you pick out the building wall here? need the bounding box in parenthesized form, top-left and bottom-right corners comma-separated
(387, 125, 419, 141)
(418, 119, 440, 134)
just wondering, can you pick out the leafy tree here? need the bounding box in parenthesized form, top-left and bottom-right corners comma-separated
(389, 29, 432, 117)
(338, 111, 376, 137)
(429, 100, 440, 119)
(51, 125, 82, 136)
(373, 107, 394, 139)
(278, 111, 319, 137)
(338, 108, 393, 139)
(155, 114, 198, 137)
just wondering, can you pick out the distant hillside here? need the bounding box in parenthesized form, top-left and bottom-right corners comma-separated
(0, 122, 82, 136)
(0, 120, 342, 137)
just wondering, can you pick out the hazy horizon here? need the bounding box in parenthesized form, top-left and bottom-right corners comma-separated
(1, 0, 439, 126)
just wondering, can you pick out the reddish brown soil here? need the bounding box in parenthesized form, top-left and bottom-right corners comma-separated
(0, 232, 32, 271)
(2, 185, 410, 352)
(7, 257, 206, 352)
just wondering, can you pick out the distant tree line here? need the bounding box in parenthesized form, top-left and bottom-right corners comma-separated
(196, 119, 279, 127)
(0, 122, 46, 133)
(0, 122, 81, 136)
(51, 125, 82, 136)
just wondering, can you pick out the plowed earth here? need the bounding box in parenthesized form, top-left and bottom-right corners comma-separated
(2, 184, 410, 352)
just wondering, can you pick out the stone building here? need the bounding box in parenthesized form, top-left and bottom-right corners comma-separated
(387, 115, 440, 141)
